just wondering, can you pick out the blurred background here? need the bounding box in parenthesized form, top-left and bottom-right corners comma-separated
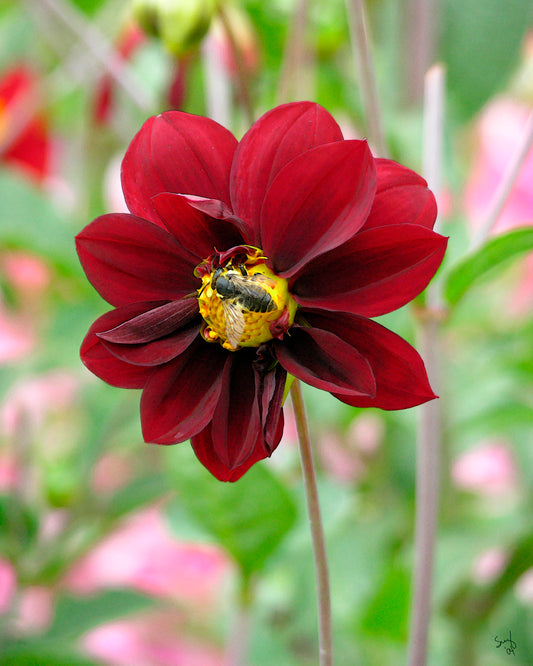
(0, 0, 532, 664)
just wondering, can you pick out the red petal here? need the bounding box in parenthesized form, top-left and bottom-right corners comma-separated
(274, 325, 376, 397)
(230, 102, 343, 237)
(152, 193, 246, 261)
(101, 325, 199, 366)
(261, 140, 376, 277)
(98, 298, 199, 343)
(210, 352, 262, 469)
(191, 423, 279, 482)
(98, 299, 201, 366)
(140, 341, 226, 443)
(80, 304, 158, 388)
(291, 224, 448, 317)
(363, 159, 437, 230)
(304, 311, 436, 409)
(255, 362, 286, 452)
(121, 112, 237, 224)
(76, 213, 198, 307)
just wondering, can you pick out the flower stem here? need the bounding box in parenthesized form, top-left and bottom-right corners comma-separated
(277, 0, 312, 104)
(217, 4, 255, 126)
(407, 65, 445, 666)
(344, 0, 387, 157)
(290, 380, 333, 666)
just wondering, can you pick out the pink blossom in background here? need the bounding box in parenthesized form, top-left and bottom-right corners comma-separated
(0, 451, 19, 491)
(14, 586, 54, 633)
(84, 616, 223, 666)
(318, 430, 365, 483)
(1, 251, 51, 298)
(65, 506, 231, 610)
(515, 567, 533, 606)
(0, 371, 80, 438)
(465, 98, 533, 313)
(0, 558, 16, 614)
(0, 307, 35, 364)
(471, 548, 507, 584)
(91, 452, 135, 495)
(347, 413, 384, 457)
(451, 440, 518, 497)
(466, 99, 533, 233)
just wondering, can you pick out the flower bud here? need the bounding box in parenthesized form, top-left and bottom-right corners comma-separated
(132, 0, 217, 57)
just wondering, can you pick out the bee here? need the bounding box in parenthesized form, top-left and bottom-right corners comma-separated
(211, 265, 277, 349)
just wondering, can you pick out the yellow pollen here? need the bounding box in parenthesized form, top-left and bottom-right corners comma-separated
(197, 256, 297, 351)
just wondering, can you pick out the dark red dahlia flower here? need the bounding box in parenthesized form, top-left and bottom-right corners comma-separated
(76, 101, 447, 481)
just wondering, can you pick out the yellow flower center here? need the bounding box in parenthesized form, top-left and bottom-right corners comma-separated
(197, 250, 297, 351)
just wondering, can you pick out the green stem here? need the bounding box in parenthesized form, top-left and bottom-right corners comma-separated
(290, 380, 333, 666)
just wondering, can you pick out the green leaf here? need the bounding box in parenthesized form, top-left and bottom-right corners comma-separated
(0, 495, 39, 559)
(444, 227, 533, 306)
(0, 643, 99, 666)
(164, 446, 297, 579)
(42, 589, 153, 641)
(107, 472, 172, 520)
(445, 531, 533, 629)
(442, 0, 533, 118)
(360, 564, 410, 643)
(0, 169, 76, 272)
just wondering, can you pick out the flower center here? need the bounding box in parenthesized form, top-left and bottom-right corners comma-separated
(196, 248, 297, 351)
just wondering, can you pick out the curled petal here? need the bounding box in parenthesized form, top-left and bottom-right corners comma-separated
(80, 304, 159, 388)
(99, 317, 201, 367)
(140, 341, 227, 443)
(363, 159, 437, 230)
(210, 351, 262, 470)
(76, 214, 198, 307)
(274, 325, 376, 397)
(98, 298, 199, 343)
(291, 224, 448, 317)
(173, 194, 252, 245)
(261, 140, 376, 277)
(303, 310, 436, 409)
(121, 111, 237, 224)
(255, 361, 286, 453)
(151, 193, 241, 264)
(191, 423, 281, 482)
(230, 101, 344, 236)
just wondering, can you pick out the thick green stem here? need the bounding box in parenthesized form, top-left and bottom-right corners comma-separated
(290, 380, 333, 666)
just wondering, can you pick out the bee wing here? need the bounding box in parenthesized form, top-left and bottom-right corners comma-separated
(249, 273, 276, 288)
(229, 272, 276, 290)
(222, 300, 245, 349)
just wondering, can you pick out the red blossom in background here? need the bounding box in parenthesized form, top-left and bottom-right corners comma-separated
(76, 101, 447, 481)
(0, 65, 51, 183)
